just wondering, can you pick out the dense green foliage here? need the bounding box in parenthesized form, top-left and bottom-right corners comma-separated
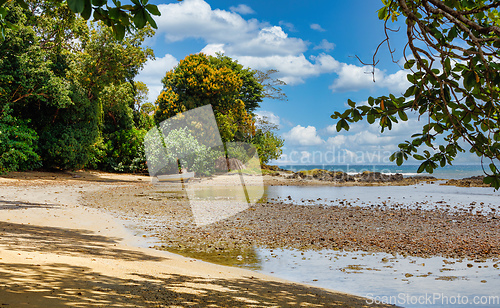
(252, 116, 284, 165)
(332, 0, 500, 188)
(154, 53, 284, 165)
(0, 107, 41, 171)
(0, 0, 162, 40)
(0, 0, 153, 172)
(1, 1, 284, 174)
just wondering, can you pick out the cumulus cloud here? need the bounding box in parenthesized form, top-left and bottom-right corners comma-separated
(326, 135, 346, 147)
(255, 110, 281, 127)
(313, 39, 335, 52)
(229, 4, 255, 14)
(151, 0, 343, 85)
(155, 0, 262, 43)
(348, 131, 395, 145)
(283, 125, 324, 146)
(137, 54, 178, 102)
(238, 53, 340, 85)
(329, 63, 411, 94)
(310, 23, 326, 32)
(147, 0, 409, 99)
(226, 26, 307, 57)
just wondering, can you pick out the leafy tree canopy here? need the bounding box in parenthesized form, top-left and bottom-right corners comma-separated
(154, 53, 258, 143)
(1, 0, 154, 171)
(154, 53, 285, 165)
(0, 0, 166, 40)
(332, 0, 500, 188)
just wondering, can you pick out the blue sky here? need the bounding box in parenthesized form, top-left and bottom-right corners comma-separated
(137, 0, 480, 166)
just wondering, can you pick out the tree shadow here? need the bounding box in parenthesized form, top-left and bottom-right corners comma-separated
(0, 170, 148, 183)
(0, 221, 165, 262)
(0, 262, 396, 307)
(0, 199, 58, 210)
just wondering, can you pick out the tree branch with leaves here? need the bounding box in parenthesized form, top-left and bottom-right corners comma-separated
(332, 0, 500, 188)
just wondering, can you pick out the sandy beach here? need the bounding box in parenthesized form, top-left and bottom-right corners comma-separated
(0, 171, 392, 307)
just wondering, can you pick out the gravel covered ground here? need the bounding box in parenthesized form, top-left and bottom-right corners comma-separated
(82, 178, 500, 261)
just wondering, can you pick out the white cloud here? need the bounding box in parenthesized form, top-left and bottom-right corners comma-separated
(313, 39, 335, 52)
(226, 26, 307, 57)
(348, 131, 395, 145)
(137, 54, 179, 102)
(255, 111, 280, 127)
(283, 125, 324, 146)
(148, 0, 410, 99)
(325, 124, 338, 135)
(329, 63, 411, 94)
(200, 43, 225, 55)
(229, 4, 255, 14)
(377, 69, 411, 95)
(238, 53, 339, 85)
(329, 64, 377, 92)
(326, 135, 346, 147)
(310, 23, 326, 32)
(155, 0, 262, 43)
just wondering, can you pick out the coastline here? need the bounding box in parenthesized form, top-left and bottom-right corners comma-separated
(0, 171, 394, 307)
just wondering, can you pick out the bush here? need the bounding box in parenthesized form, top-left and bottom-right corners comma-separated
(105, 128, 147, 173)
(0, 109, 41, 172)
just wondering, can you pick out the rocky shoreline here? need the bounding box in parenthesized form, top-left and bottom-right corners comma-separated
(263, 168, 438, 186)
(82, 180, 500, 263)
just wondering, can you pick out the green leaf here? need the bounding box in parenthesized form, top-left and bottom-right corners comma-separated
(377, 6, 388, 20)
(395, 151, 403, 166)
(92, 0, 107, 6)
(342, 119, 350, 131)
(93, 8, 104, 20)
(483, 176, 494, 184)
(81, 0, 92, 20)
(489, 163, 497, 174)
(398, 110, 408, 121)
(413, 154, 425, 160)
(14, 0, 29, 9)
(448, 26, 458, 40)
(113, 24, 125, 40)
(367, 114, 375, 124)
(109, 7, 120, 20)
(145, 4, 161, 16)
(403, 59, 415, 69)
(336, 120, 342, 132)
(347, 99, 356, 108)
(67, 0, 86, 13)
(404, 85, 415, 97)
(133, 8, 147, 28)
(417, 162, 426, 173)
(145, 10, 157, 29)
(463, 71, 475, 91)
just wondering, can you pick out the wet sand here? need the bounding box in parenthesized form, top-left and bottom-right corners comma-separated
(81, 177, 500, 261)
(0, 171, 393, 307)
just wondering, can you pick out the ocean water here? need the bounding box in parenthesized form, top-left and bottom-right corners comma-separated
(264, 183, 500, 214)
(255, 183, 500, 307)
(277, 164, 485, 180)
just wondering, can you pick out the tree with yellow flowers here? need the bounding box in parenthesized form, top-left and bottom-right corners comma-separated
(155, 53, 256, 143)
(154, 53, 284, 164)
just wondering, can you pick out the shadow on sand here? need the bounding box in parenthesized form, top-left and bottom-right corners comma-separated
(0, 262, 396, 307)
(0, 221, 165, 262)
